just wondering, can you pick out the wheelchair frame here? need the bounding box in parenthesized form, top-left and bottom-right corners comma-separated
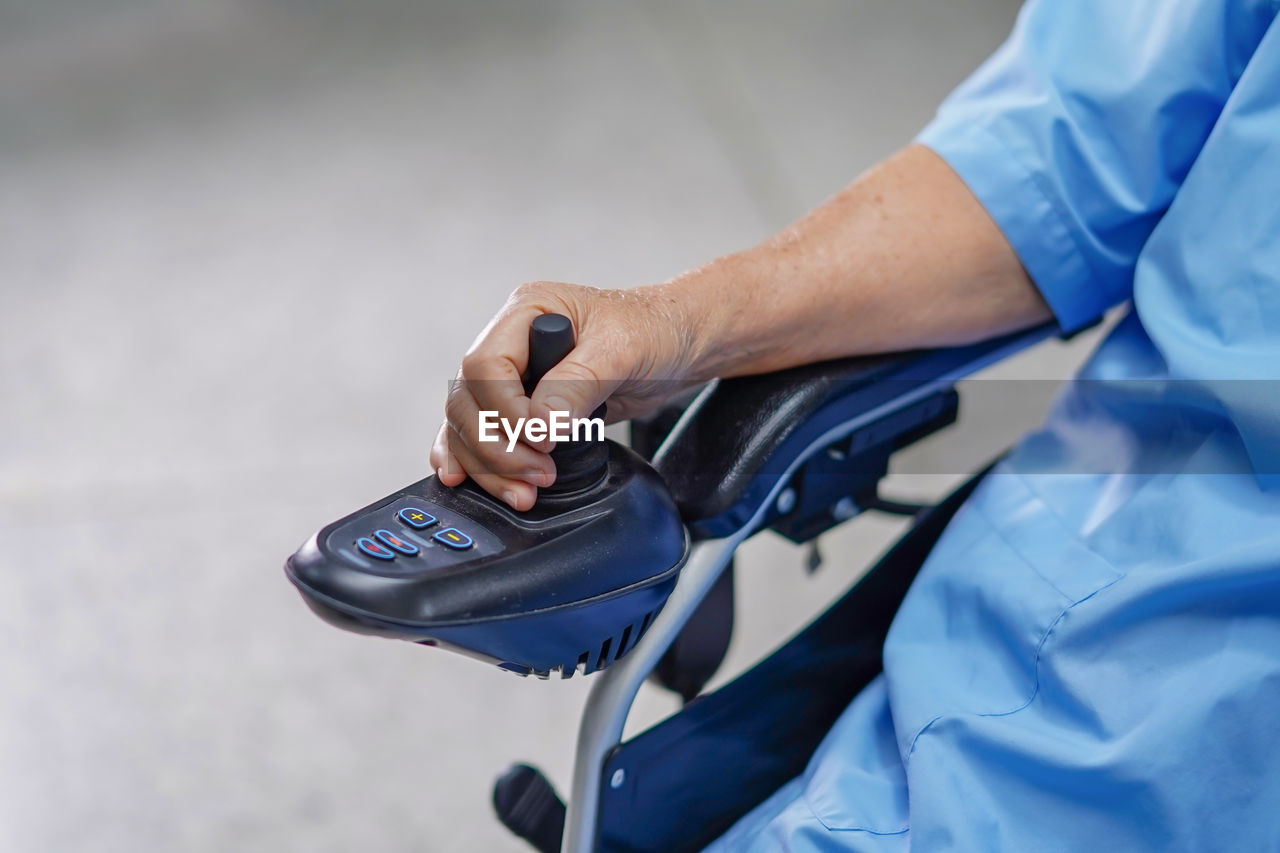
(559, 322, 1058, 852)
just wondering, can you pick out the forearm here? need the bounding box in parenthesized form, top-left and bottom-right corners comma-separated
(434, 145, 1051, 508)
(669, 144, 1050, 379)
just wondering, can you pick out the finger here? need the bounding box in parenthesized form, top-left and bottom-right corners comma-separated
(447, 422, 538, 511)
(446, 383, 554, 482)
(527, 347, 621, 453)
(465, 300, 544, 366)
(430, 422, 467, 486)
(457, 351, 532, 446)
(463, 293, 559, 387)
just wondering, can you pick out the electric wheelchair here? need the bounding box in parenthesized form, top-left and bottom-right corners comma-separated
(286, 313, 1069, 852)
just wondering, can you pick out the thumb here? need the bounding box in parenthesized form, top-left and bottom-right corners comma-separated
(527, 351, 618, 450)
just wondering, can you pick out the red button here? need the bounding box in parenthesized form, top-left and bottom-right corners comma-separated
(356, 537, 395, 561)
(374, 529, 419, 556)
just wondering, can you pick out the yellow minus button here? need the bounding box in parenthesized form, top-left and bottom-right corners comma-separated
(432, 528, 474, 550)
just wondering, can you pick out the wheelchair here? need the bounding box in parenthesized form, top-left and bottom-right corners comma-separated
(286, 314, 1068, 853)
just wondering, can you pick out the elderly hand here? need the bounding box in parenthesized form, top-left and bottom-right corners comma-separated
(428, 280, 705, 511)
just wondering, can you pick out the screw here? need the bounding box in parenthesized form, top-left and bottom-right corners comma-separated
(833, 496, 859, 521)
(775, 487, 797, 515)
(610, 769, 626, 789)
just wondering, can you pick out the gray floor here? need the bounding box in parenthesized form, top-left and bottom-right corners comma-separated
(0, 2, 1103, 850)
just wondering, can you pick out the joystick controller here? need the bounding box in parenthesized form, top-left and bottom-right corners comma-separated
(523, 313, 608, 497)
(285, 315, 688, 678)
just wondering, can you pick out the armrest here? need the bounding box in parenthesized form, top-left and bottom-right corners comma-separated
(652, 322, 1058, 539)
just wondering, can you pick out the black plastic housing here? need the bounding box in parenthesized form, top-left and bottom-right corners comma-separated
(653, 324, 1055, 538)
(286, 440, 687, 678)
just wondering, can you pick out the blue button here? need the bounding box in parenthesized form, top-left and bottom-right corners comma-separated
(374, 528, 419, 556)
(356, 537, 395, 561)
(433, 528, 473, 550)
(398, 507, 437, 529)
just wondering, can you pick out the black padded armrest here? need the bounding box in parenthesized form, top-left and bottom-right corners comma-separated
(651, 322, 1057, 538)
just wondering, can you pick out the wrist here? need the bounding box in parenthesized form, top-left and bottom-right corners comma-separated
(654, 249, 773, 381)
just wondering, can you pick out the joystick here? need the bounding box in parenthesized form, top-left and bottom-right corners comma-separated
(524, 313, 608, 497)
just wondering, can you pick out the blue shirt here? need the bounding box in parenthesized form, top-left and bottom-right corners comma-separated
(707, 1, 1280, 849)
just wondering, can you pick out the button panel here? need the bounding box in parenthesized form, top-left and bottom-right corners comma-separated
(334, 498, 503, 570)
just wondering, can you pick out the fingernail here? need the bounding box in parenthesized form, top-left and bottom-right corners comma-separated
(502, 490, 520, 509)
(544, 395, 572, 416)
(525, 469, 551, 487)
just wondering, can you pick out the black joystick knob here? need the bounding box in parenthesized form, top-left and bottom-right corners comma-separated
(524, 313, 575, 396)
(525, 314, 608, 497)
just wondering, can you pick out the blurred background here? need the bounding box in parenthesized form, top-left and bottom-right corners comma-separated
(0, 1, 1105, 850)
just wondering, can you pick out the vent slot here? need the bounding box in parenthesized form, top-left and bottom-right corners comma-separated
(595, 637, 613, 671)
(615, 624, 634, 658)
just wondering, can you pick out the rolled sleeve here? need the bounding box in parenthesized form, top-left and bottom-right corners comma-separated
(916, 0, 1276, 332)
(918, 118, 1102, 333)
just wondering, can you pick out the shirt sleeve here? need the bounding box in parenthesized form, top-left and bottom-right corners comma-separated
(917, 0, 1278, 332)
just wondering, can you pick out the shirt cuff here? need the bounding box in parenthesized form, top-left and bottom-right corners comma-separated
(916, 118, 1107, 333)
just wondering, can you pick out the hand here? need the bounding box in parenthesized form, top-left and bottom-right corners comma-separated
(429, 281, 702, 510)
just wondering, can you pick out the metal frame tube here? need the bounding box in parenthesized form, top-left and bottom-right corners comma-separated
(561, 534, 742, 853)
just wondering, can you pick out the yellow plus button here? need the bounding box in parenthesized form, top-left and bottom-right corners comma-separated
(397, 507, 437, 529)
